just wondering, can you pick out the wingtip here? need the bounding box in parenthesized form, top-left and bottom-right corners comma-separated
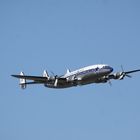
(11, 75, 19, 78)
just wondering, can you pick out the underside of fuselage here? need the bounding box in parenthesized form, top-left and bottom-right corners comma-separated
(44, 82, 74, 89)
(77, 71, 110, 85)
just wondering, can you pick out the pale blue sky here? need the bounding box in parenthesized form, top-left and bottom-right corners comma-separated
(0, 0, 140, 140)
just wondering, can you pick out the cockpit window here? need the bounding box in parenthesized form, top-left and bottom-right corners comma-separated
(103, 66, 109, 69)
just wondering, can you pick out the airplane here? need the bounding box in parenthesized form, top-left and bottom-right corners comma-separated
(11, 64, 140, 89)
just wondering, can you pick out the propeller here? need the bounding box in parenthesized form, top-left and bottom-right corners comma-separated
(122, 65, 132, 77)
(50, 71, 64, 87)
(108, 80, 112, 86)
(119, 65, 132, 80)
(50, 71, 55, 77)
(49, 71, 57, 78)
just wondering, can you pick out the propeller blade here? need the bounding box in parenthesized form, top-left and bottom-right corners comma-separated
(121, 65, 124, 72)
(109, 80, 112, 86)
(125, 74, 132, 78)
(54, 79, 58, 87)
(50, 71, 55, 77)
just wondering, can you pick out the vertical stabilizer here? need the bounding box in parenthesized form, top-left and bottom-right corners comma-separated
(19, 72, 26, 89)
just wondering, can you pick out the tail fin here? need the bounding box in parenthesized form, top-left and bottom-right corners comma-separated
(43, 70, 49, 79)
(19, 72, 26, 89)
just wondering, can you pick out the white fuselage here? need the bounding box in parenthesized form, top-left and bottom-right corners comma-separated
(45, 64, 113, 88)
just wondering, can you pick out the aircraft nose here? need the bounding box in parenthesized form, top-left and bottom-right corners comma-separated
(109, 67, 113, 72)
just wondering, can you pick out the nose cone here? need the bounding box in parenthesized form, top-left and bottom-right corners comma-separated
(109, 67, 113, 73)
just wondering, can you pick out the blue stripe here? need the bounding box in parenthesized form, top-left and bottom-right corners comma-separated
(67, 66, 112, 79)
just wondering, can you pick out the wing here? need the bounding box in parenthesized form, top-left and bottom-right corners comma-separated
(95, 69, 140, 84)
(11, 74, 67, 83)
(107, 69, 140, 80)
(125, 69, 140, 75)
(11, 71, 67, 89)
(11, 75, 48, 83)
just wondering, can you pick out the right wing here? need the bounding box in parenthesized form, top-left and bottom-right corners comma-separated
(11, 75, 49, 83)
(108, 69, 140, 80)
(11, 71, 67, 89)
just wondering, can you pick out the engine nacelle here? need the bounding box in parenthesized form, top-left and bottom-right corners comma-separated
(113, 72, 125, 80)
